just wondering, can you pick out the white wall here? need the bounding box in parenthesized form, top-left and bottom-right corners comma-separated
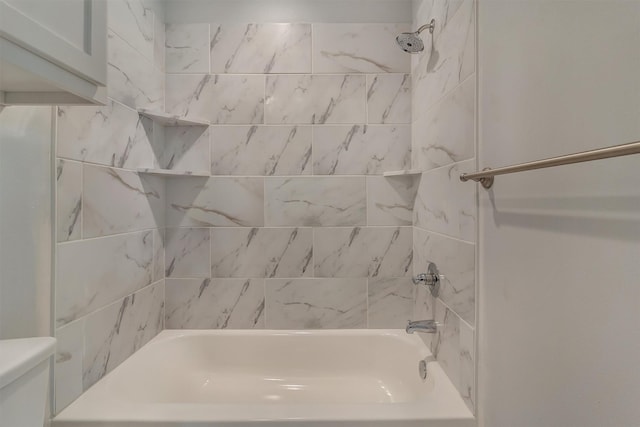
(0, 106, 53, 339)
(478, 1, 640, 426)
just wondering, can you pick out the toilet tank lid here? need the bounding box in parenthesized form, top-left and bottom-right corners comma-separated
(0, 337, 56, 389)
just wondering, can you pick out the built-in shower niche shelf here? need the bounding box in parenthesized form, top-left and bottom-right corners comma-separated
(383, 169, 422, 177)
(137, 168, 209, 177)
(138, 109, 209, 127)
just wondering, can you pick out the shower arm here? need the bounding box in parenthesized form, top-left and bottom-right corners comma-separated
(416, 19, 436, 35)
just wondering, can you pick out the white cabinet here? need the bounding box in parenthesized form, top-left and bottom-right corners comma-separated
(0, 0, 107, 105)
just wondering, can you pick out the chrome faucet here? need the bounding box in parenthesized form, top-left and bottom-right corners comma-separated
(406, 319, 438, 334)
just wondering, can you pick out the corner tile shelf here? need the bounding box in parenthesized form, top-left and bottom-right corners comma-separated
(138, 109, 209, 126)
(383, 169, 422, 177)
(137, 168, 209, 177)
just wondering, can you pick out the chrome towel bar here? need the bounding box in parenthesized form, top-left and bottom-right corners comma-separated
(460, 140, 640, 189)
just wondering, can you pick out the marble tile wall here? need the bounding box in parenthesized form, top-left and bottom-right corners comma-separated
(411, 0, 477, 413)
(54, 0, 166, 415)
(162, 21, 416, 332)
(55, 10, 479, 417)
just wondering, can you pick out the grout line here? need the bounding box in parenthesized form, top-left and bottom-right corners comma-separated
(208, 23, 212, 75)
(108, 25, 155, 63)
(57, 228, 158, 245)
(162, 225, 413, 230)
(51, 107, 60, 417)
(80, 162, 84, 240)
(209, 227, 213, 282)
(413, 225, 476, 246)
(57, 277, 167, 331)
(415, 71, 476, 120)
(365, 278, 370, 328)
(164, 72, 406, 77)
(311, 228, 316, 277)
(263, 278, 268, 328)
(436, 295, 473, 329)
(412, 156, 476, 177)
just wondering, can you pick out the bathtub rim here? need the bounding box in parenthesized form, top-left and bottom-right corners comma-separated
(53, 329, 475, 427)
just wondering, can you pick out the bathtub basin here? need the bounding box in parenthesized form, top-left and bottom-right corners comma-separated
(53, 329, 474, 427)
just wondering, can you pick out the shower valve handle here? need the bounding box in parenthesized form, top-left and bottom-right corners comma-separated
(412, 263, 442, 297)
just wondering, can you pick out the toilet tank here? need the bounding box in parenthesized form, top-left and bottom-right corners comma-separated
(0, 337, 56, 427)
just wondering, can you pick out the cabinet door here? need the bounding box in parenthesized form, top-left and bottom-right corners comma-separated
(0, 0, 106, 85)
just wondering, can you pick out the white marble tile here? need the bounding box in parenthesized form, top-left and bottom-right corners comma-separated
(165, 227, 210, 278)
(413, 228, 475, 325)
(153, 15, 165, 71)
(165, 278, 265, 329)
(211, 126, 312, 176)
(367, 74, 411, 124)
(367, 176, 418, 226)
(265, 75, 366, 124)
(412, 0, 475, 115)
(108, 0, 154, 60)
(459, 319, 475, 413)
(56, 159, 82, 242)
(165, 24, 209, 73)
(210, 23, 311, 73)
(54, 319, 84, 414)
(57, 100, 154, 169)
(413, 76, 475, 171)
(82, 165, 165, 238)
(166, 74, 264, 124)
(414, 283, 435, 319)
(313, 24, 411, 73)
(431, 298, 461, 393)
(152, 228, 164, 283)
(314, 227, 413, 278)
(264, 177, 366, 226)
(56, 231, 153, 327)
(157, 126, 210, 173)
(108, 30, 164, 111)
(413, 284, 436, 349)
(211, 228, 313, 278)
(166, 177, 264, 227)
(265, 278, 367, 329)
(414, 159, 477, 242)
(368, 277, 414, 328)
(313, 125, 411, 175)
(83, 281, 164, 389)
(416, 0, 466, 42)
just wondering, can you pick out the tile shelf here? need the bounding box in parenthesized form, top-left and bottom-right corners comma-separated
(382, 169, 422, 177)
(137, 168, 209, 177)
(138, 109, 209, 126)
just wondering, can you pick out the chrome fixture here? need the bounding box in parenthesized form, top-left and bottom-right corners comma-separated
(460, 140, 640, 189)
(412, 262, 441, 297)
(419, 359, 428, 380)
(395, 19, 435, 53)
(406, 319, 438, 334)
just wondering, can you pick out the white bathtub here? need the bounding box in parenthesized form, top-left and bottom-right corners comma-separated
(53, 330, 475, 427)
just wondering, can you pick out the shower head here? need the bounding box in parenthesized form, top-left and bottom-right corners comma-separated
(396, 19, 435, 53)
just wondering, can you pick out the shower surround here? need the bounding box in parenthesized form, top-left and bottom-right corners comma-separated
(53, 1, 418, 415)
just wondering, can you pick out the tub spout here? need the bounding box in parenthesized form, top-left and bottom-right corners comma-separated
(406, 320, 438, 334)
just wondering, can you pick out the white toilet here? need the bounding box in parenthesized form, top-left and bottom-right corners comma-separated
(0, 337, 56, 427)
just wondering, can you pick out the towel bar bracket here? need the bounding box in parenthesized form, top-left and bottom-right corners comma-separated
(459, 140, 640, 189)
